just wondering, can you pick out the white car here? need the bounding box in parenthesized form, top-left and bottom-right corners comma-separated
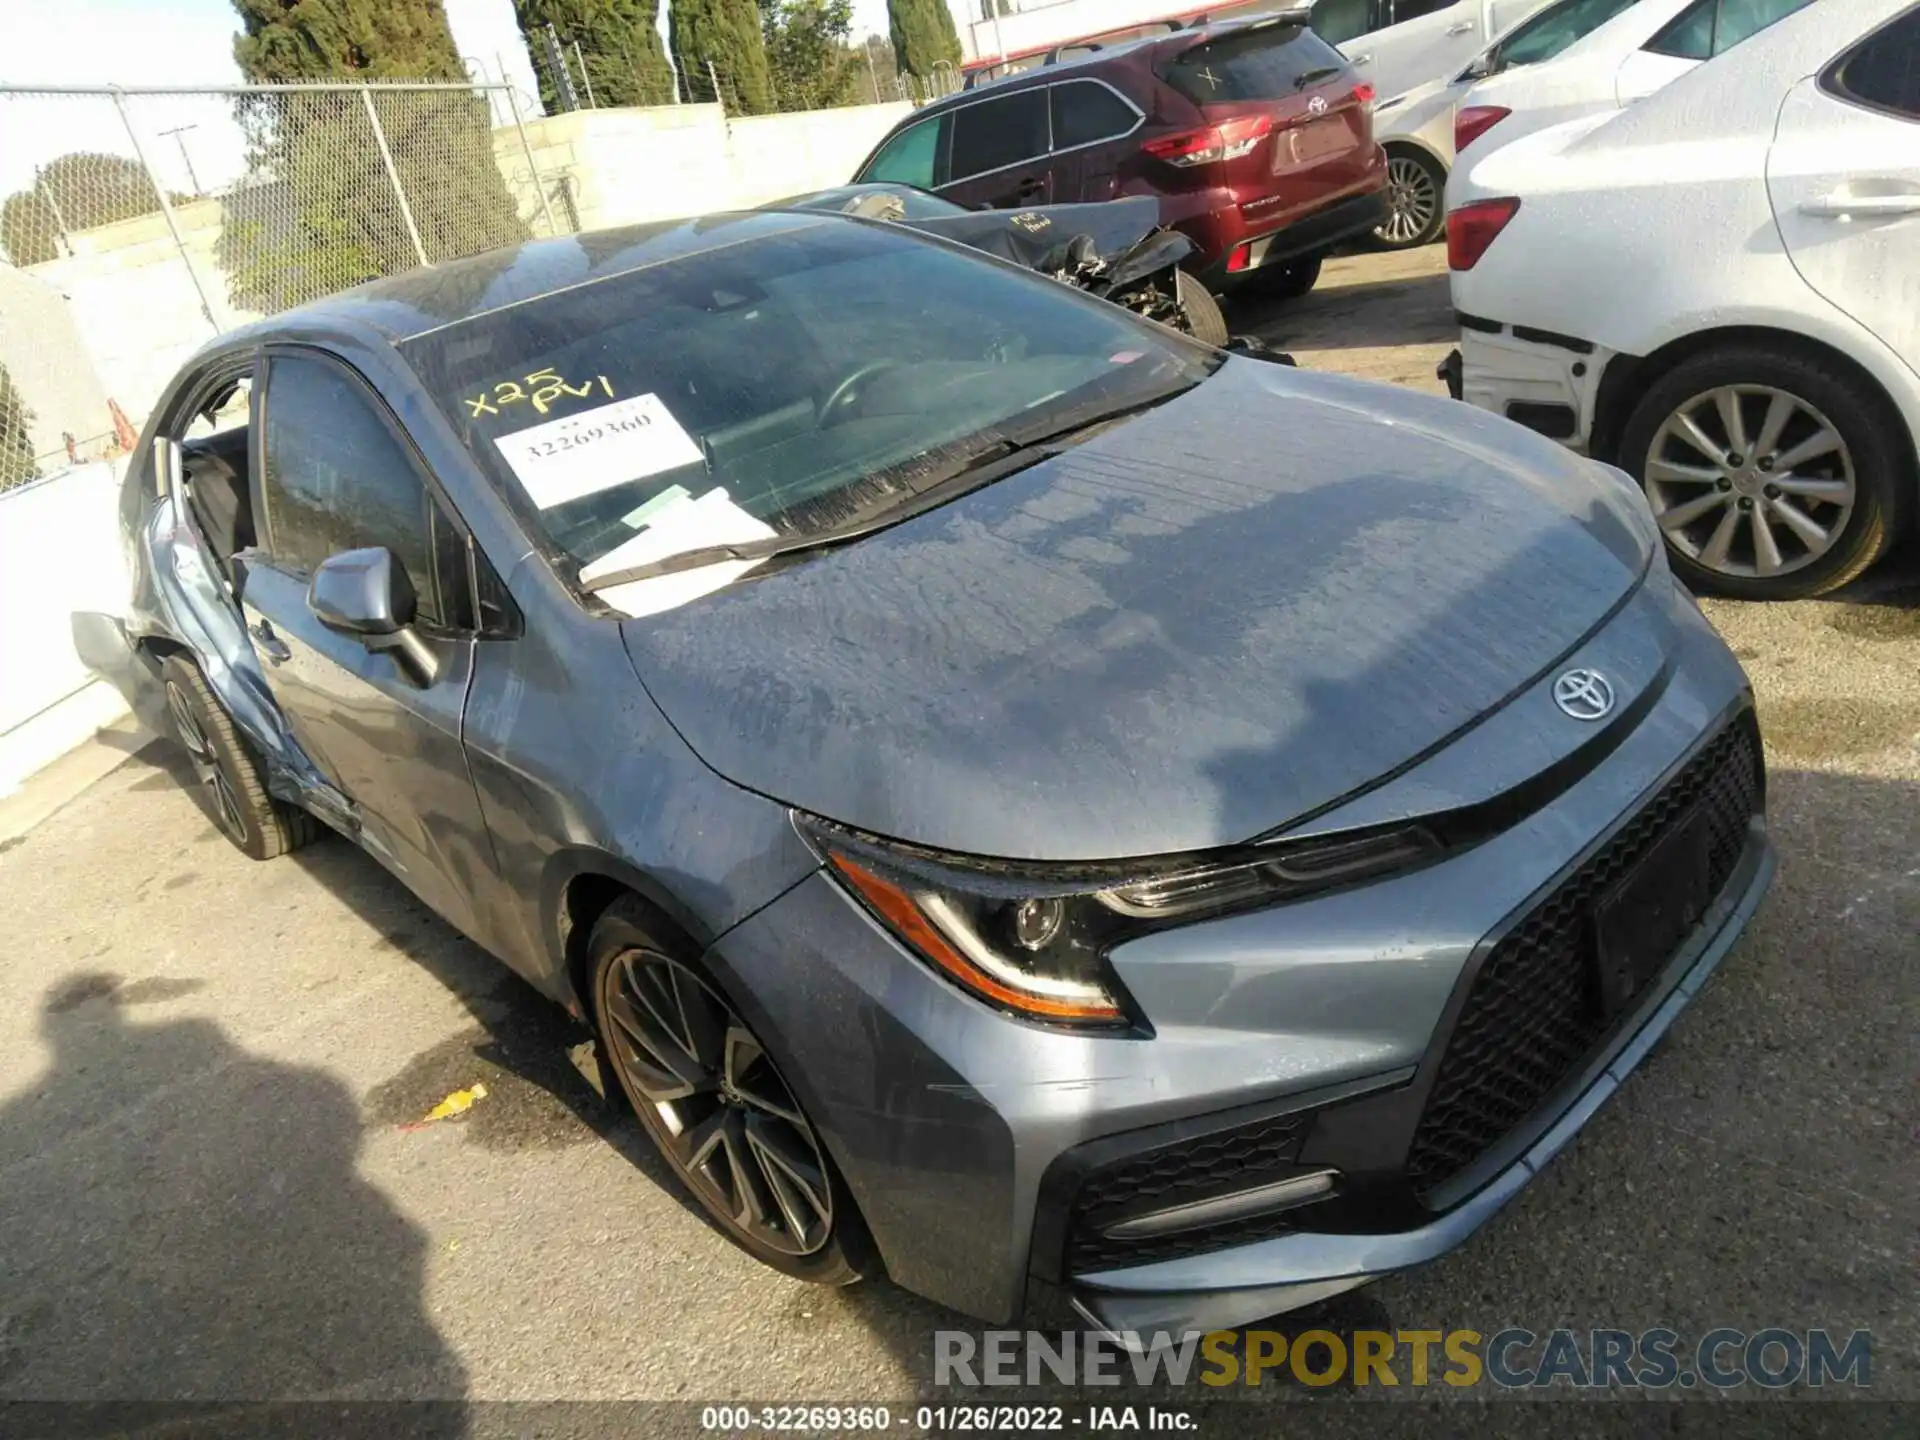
(1372, 0, 1649, 245)
(1445, 0, 1920, 599)
(1451, 0, 1817, 169)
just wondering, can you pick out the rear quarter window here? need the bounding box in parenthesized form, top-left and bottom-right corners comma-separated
(1822, 6, 1919, 117)
(1160, 24, 1352, 103)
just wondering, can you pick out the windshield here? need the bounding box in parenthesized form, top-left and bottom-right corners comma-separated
(1486, 0, 1643, 71)
(400, 218, 1215, 588)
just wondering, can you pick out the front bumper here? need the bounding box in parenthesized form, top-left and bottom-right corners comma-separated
(1070, 816, 1773, 1339)
(702, 573, 1765, 1325)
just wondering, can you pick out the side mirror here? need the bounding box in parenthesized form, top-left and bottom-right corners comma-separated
(308, 547, 438, 686)
(1462, 54, 1495, 81)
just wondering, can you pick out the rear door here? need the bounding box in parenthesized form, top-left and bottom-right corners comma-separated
(1362, 0, 1496, 101)
(1048, 78, 1147, 201)
(1158, 22, 1378, 233)
(939, 88, 1057, 208)
(240, 348, 497, 938)
(1768, 6, 1920, 370)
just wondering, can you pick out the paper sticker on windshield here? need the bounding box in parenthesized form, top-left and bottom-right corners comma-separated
(493, 394, 704, 510)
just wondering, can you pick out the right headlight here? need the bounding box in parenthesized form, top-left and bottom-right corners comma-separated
(799, 816, 1439, 1029)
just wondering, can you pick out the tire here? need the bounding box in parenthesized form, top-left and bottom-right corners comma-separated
(1174, 268, 1229, 347)
(1617, 345, 1912, 600)
(1248, 251, 1323, 301)
(588, 896, 878, 1286)
(160, 653, 319, 860)
(1373, 148, 1446, 250)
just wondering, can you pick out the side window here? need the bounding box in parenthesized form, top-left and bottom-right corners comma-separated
(1049, 81, 1139, 149)
(259, 353, 456, 628)
(948, 89, 1051, 181)
(1644, 0, 1715, 59)
(1310, 0, 1378, 46)
(1710, 0, 1813, 55)
(860, 117, 945, 187)
(1392, 0, 1459, 23)
(1824, 8, 1920, 118)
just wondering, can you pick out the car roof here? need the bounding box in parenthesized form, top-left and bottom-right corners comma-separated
(218, 210, 831, 349)
(926, 12, 1307, 105)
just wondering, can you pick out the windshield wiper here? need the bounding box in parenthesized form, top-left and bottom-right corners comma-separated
(581, 387, 1189, 593)
(1292, 66, 1345, 90)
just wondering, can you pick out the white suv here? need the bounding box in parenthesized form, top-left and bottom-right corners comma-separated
(1444, 0, 1920, 598)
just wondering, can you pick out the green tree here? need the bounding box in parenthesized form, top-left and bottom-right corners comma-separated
(759, 0, 860, 111)
(518, 1, 676, 110)
(671, 0, 775, 114)
(0, 154, 169, 266)
(0, 362, 37, 490)
(232, 0, 465, 81)
(887, 0, 961, 79)
(223, 0, 528, 313)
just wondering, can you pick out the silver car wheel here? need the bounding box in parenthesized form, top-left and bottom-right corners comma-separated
(1377, 155, 1439, 245)
(1642, 384, 1856, 580)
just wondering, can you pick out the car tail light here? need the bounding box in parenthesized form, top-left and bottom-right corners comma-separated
(1447, 197, 1520, 271)
(1143, 114, 1273, 167)
(1226, 243, 1253, 273)
(1454, 105, 1511, 153)
(1353, 82, 1376, 108)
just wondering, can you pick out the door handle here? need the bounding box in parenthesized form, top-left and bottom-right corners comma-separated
(1350, 52, 1373, 65)
(249, 619, 292, 665)
(1013, 178, 1045, 200)
(1447, 20, 1475, 34)
(1799, 189, 1920, 219)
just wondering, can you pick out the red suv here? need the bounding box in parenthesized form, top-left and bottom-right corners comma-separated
(851, 16, 1388, 296)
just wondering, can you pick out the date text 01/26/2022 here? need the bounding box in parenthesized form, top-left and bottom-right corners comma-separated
(699, 1405, 1196, 1432)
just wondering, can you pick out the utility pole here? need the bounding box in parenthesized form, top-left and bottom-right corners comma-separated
(32, 164, 73, 256)
(158, 123, 203, 196)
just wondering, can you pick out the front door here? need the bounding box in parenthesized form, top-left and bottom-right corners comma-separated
(240, 347, 498, 939)
(1365, 0, 1491, 103)
(1767, 9, 1920, 371)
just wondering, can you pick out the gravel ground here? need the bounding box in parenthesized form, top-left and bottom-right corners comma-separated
(0, 246, 1911, 1432)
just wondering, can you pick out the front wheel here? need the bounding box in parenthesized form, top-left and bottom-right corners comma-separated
(161, 653, 318, 860)
(1174, 269, 1229, 347)
(1618, 346, 1912, 599)
(589, 897, 877, 1285)
(1373, 149, 1446, 250)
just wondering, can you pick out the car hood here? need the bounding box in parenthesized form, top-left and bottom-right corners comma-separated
(620, 358, 1652, 861)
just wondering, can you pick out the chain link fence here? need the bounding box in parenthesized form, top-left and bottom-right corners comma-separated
(0, 80, 570, 492)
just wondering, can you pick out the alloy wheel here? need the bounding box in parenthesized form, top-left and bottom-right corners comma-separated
(1642, 385, 1856, 580)
(166, 679, 246, 841)
(601, 951, 833, 1257)
(1378, 155, 1439, 246)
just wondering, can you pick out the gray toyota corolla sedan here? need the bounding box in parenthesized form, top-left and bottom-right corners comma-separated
(85, 210, 1772, 1338)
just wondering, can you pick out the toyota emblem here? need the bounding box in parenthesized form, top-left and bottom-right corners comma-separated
(1307, 95, 1328, 115)
(1553, 669, 1615, 721)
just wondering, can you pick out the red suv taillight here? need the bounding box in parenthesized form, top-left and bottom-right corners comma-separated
(1454, 105, 1511, 153)
(1353, 82, 1376, 107)
(1143, 114, 1274, 167)
(1447, 197, 1520, 271)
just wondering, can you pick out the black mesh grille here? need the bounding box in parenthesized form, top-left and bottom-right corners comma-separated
(1065, 1113, 1310, 1272)
(1405, 715, 1761, 1201)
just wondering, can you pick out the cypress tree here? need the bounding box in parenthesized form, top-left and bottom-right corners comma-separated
(887, 0, 961, 79)
(224, 0, 529, 311)
(232, 0, 466, 82)
(671, 0, 776, 114)
(0, 363, 37, 489)
(518, 2, 677, 110)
